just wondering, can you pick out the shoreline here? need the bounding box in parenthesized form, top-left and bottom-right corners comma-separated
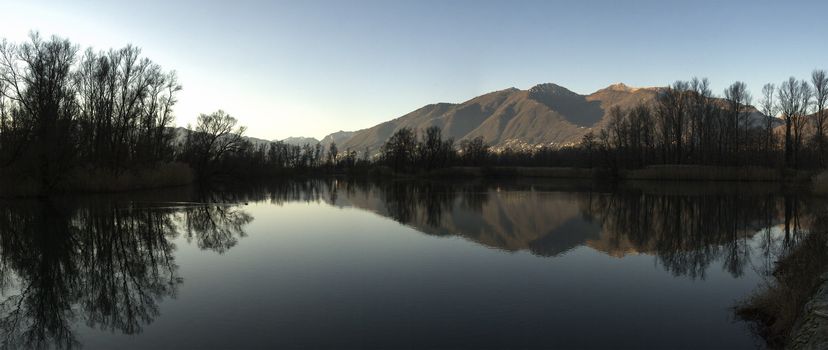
(0, 164, 822, 198)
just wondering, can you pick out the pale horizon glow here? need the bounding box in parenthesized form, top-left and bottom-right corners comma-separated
(1, 0, 827, 140)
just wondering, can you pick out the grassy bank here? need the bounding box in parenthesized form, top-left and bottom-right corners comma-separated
(0, 162, 195, 197)
(735, 231, 828, 349)
(810, 170, 828, 195)
(3, 163, 826, 197)
(403, 165, 815, 183)
(423, 166, 601, 179)
(622, 165, 790, 182)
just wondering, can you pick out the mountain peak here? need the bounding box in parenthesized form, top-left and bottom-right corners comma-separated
(607, 82, 634, 91)
(597, 83, 660, 94)
(279, 136, 320, 146)
(528, 83, 578, 97)
(340, 81, 707, 152)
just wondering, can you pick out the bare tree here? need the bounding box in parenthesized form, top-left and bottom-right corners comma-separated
(724, 81, 752, 162)
(656, 81, 690, 163)
(326, 142, 338, 167)
(581, 131, 596, 168)
(459, 136, 489, 166)
(812, 69, 828, 164)
(380, 127, 417, 172)
(417, 126, 453, 170)
(778, 78, 805, 168)
(688, 77, 713, 162)
(186, 110, 247, 177)
(794, 81, 812, 166)
(758, 83, 777, 162)
(0, 33, 78, 188)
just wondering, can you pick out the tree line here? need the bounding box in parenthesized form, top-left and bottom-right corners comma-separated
(372, 74, 828, 174)
(0, 33, 180, 190)
(586, 75, 828, 172)
(0, 34, 368, 189)
(3, 33, 828, 191)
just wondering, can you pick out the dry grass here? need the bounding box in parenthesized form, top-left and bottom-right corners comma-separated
(0, 162, 195, 197)
(427, 166, 597, 179)
(491, 166, 596, 178)
(0, 165, 43, 197)
(431, 165, 806, 182)
(735, 232, 828, 349)
(623, 180, 784, 196)
(624, 165, 783, 182)
(66, 162, 194, 193)
(811, 170, 828, 195)
(0, 177, 41, 197)
(737, 283, 807, 349)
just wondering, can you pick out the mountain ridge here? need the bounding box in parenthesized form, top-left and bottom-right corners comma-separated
(338, 82, 666, 152)
(281, 82, 774, 153)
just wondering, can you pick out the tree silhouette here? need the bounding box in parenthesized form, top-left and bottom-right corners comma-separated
(182, 110, 247, 179)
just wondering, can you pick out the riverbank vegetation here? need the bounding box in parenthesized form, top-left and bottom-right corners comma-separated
(2, 32, 828, 196)
(735, 219, 828, 349)
(0, 33, 184, 195)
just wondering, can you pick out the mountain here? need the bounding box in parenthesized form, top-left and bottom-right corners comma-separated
(320, 181, 771, 260)
(279, 136, 320, 146)
(320, 130, 355, 148)
(272, 132, 356, 149)
(772, 109, 828, 137)
(340, 82, 772, 153)
(169, 127, 272, 148)
(340, 83, 661, 152)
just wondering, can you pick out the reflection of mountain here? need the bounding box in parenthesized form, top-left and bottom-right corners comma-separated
(309, 180, 805, 280)
(0, 199, 252, 350)
(220, 179, 806, 281)
(529, 218, 603, 257)
(335, 187, 590, 254)
(0, 180, 809, 349)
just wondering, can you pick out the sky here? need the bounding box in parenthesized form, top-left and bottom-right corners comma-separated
(1, 0, 826, 140)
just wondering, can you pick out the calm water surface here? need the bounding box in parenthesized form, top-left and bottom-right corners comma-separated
(0, 179, 815, 349)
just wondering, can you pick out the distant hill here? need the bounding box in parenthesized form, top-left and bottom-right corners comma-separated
(273, 131, 358, 149)
(340, 82, 774, 153)
(176, 82, 783, 154)
(320, 130, 355, 148)
(169, 127, 272, 148)
(278, 136, 320, 146)
(772, 109, 828, 137)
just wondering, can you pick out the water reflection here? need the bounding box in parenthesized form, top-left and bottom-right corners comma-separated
(0, 198, 251, 349)
(302, 180, 811, 280)
(216, 179, 815, 282)
(0, 180, 818, 349)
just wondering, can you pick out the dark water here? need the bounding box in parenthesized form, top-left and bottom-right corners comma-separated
(0, 179, 816, 349)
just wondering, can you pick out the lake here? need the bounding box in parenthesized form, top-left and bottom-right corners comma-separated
(0, 179, 816, 349)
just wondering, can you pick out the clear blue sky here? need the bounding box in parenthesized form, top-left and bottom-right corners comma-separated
(2, 0, 826, 140)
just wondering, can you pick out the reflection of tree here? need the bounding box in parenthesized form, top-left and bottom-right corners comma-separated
(0, 202, 92, 350)
(585, 191, 804, 280)
(182, 204, 252, 254)
(305, 179, 808, 281)
(77, 206, 180, 336)
(381, 181, 485, 229)
(736, 204, 828, 349)
(0, 198, 252, 350)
